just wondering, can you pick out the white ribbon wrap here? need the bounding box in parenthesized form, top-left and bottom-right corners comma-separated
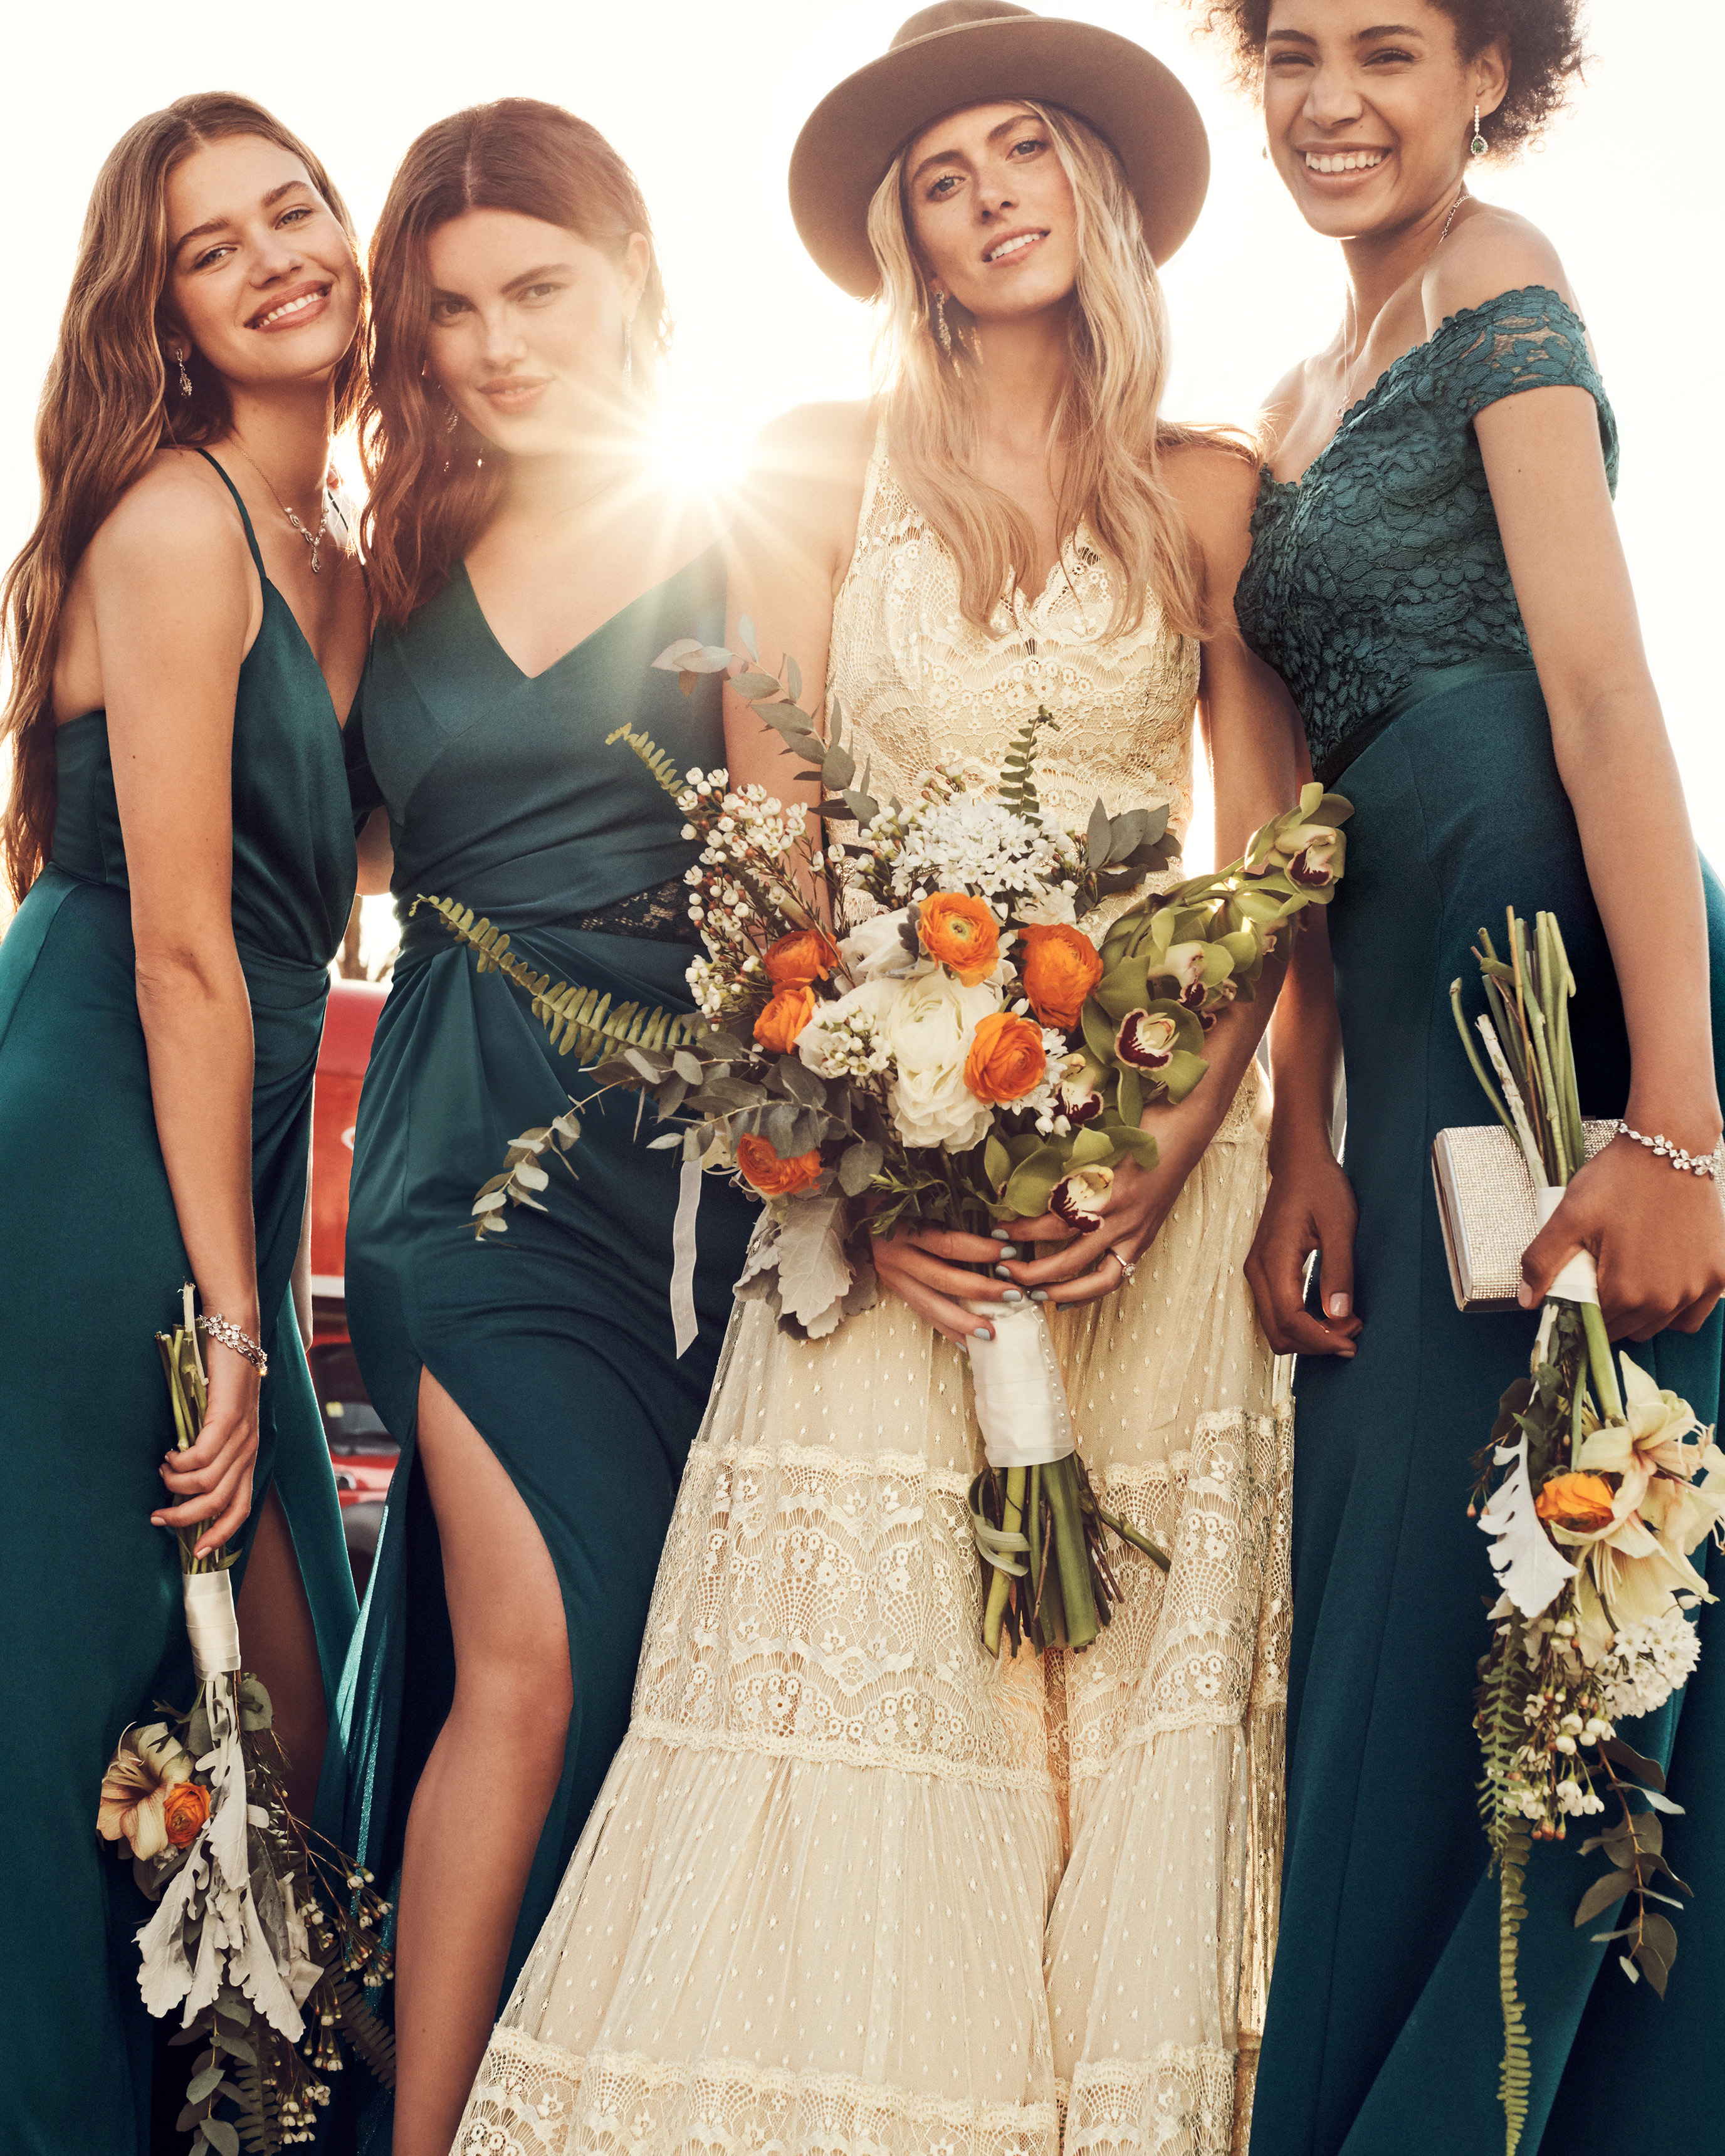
(184, 1570, 243, 1684)
(1536, 1185, 1600, 1306)
(670, 1158, 702, 1360)
(963, 1299, 1077, 1470)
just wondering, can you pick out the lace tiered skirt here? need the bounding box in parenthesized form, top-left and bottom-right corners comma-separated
(456, 1074, 1291, 2156)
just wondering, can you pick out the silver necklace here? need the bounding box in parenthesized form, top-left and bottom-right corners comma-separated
(1335, 182, 1469, 419)
(229, 442, 336, 575)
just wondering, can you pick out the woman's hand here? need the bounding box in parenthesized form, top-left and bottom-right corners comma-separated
(151, 1348, 263, 1561)
(871, 1222, 1037, 1349)
(1521, 1136, 1725, 1341)
(1245, 1137, 1361, 1357)
(997, 1134, 1203, 1309)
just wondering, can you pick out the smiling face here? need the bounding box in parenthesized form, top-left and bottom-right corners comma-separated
(1262, 0, 1507, 239)
(163, 133, 360, 394)
(422, 208, 649, 460)
(902, 102, 1080, 327)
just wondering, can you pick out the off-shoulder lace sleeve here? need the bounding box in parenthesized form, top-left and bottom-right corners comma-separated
(1441, 285, 1618, 473)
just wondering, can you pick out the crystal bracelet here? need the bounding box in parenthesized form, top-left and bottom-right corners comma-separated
(1615, 1120, 1721, 1181)
(199, 1311, 269, 1377)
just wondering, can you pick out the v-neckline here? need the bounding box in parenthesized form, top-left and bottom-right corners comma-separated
(461, 541, 723, 684)
(263, 574, 361, 733)
(1263, 282, 1573, 496)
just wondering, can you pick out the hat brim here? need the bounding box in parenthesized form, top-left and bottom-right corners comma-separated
(790, 16, 1209, 298)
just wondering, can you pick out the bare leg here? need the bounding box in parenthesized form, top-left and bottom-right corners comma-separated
(392, 1367, 574, 2156)
(236, 1483, 327, 1828)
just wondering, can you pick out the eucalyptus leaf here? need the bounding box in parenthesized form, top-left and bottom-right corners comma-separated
(673, 1049, 705, 1085)
(785, 653, 803, 704)
(1573, 1868, 1637, 1927)
(731, 670, 782, 699)
(839, 1140, 883, 1196)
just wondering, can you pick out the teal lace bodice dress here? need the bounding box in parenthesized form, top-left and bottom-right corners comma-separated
(0, 454, 359, 2153)
(333, 545, 757, 2150)
(1237, 289, 1725, 2155)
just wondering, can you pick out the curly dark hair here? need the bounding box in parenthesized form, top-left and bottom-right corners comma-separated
(1191, 1, 1588, 158)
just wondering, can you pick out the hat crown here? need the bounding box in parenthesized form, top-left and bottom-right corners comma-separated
(889, 2, 1034, 54)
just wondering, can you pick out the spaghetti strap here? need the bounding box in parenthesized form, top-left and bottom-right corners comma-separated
(194, 447, 267, 577)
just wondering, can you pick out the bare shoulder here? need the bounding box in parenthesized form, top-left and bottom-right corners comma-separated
(87, 449, 252, 597)
(750, 399, 876, 490)
(1424, 204, 1574, 332)
(1162, 434, 1263, 595)
(1256, 357, 1313, 461)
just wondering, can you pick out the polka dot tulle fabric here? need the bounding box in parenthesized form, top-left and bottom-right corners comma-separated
(456, 443, 1291, 2156)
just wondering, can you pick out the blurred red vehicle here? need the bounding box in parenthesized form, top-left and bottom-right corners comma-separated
(310, 976, 393, 1595)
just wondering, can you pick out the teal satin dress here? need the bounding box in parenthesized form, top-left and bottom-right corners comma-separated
(335, 545, 756, 2145)
(1237, 288, 1725, 2155)
(0, 453, 359, 2155)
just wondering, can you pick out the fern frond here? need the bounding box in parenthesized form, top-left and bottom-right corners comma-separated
(413, 895, 705, 1062)
(605, 722, 689, 802)
(996, 706, 1059, 820)
(332, 1975, 398, 2086)
(1497, 1824, 1533, 2154)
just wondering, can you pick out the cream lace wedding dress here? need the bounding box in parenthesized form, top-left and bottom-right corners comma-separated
(456, 435, 1292, 2156)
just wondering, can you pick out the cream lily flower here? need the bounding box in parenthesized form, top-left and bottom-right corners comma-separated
(97, 1722, 195, 1862)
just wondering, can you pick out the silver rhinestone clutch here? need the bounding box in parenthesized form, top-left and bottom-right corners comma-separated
(1430, 1121, 1618, 1312)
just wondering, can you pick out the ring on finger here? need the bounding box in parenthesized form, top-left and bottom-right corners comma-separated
(1109, 1246, 1138, 1284)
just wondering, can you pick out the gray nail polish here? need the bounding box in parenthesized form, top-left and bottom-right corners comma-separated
(993, 1264, 1014, 1279)
(990, 1227, 1012, 1241)
(1001, 1288, 1024, 1303)
(994, 1245, 1019, 1260)
(1029, 1289, 1049, 1302)
(973, 1326, 992, 1340)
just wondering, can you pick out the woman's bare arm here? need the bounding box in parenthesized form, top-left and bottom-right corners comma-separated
(85, 458, 269, 1554)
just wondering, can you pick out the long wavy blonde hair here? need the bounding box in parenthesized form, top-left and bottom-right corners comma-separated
(867, 101, 1220, 640)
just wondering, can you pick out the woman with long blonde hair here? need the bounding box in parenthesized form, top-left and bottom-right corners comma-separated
(0, 94, 364, 2148)
(454, 9, 1302, 2152)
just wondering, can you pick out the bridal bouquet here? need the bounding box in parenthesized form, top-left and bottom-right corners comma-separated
(420, 627, 1350, 1653)
(96, 1287, 395, 2151)
(1454, 916, 1724, 2154)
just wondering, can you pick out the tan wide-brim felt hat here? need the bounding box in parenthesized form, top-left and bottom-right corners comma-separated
(790, 1, 1209, 298)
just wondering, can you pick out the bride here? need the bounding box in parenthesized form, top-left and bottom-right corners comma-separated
(458, 8, 1301, 2153)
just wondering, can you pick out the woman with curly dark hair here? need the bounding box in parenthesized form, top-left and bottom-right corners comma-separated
(1210, 4, 1725, 2152)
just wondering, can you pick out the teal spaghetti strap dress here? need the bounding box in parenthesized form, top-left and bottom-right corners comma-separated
(1237, 288, 1725, 2156)
(335, 544, 756, 2142)
(0, 451, 359, 2155)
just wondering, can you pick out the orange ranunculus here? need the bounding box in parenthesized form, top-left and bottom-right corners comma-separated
(918, 892, 1000, 985)
(753, 985, 816, 1054)
(737, 1133, 824, 1198)
(963, 1012, 1048, 1104)
(1017, 924, 1104, 1032)
(1534, 1472, 1618, 1533)
(161, 1779, 211, 1850)
(762, 928, 838, 985)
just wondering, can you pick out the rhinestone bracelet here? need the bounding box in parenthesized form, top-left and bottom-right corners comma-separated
(199, 1311, 269, 1377)
(1615, 1119, 1720, 1181)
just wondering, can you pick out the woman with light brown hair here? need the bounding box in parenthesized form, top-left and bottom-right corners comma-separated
(332, 98, 758, 2155)
(454, 9, 1303, 2153)
(0, 93, 365, 2148)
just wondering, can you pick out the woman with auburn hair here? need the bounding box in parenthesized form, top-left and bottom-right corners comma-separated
(0, 94, 364, 2149)
(333, 97, 757, 2155)
(1214, 1, 1725, 2150)
(456, 10, 1300, 2152)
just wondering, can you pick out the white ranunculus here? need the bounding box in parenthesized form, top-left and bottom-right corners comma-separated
(881, 970, 1001, 1151)
(838, 908, 921, 982)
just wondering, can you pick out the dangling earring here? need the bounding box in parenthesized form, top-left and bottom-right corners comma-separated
(622, 318, 633, 389)
(174, 350, 192, 398)
(1471, 102, 1487, 157)
(931, 290, 952, 360)
(443, 395, 459, 436)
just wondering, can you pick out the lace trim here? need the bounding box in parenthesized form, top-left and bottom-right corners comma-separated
(1061, 2049, 1238, 2156)
(457, 2030, 1060, 2156)
(627, 1718, 1056, 1794)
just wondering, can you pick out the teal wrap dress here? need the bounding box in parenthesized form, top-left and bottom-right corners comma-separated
(335, 544, 757, 2135)
(1236, 288, 1725, 2153)
(0, 452, 360, 2155)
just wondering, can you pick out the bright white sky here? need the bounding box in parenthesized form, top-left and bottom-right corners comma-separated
(3, 0, 1719, 874)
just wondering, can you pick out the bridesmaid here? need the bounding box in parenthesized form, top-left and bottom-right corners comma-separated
(337, 98, 757, 2155)
(1215, 4, 1725, 2152)
(0, 97, 364, 2150)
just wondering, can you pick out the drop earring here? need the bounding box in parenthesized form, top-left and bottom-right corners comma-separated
(443, 396, 459, 436)
(932, 290, 952, 359)
(622, 318, 633, 389)
(1471, 102, 1487, 157)
(175, 350, 192, 398)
